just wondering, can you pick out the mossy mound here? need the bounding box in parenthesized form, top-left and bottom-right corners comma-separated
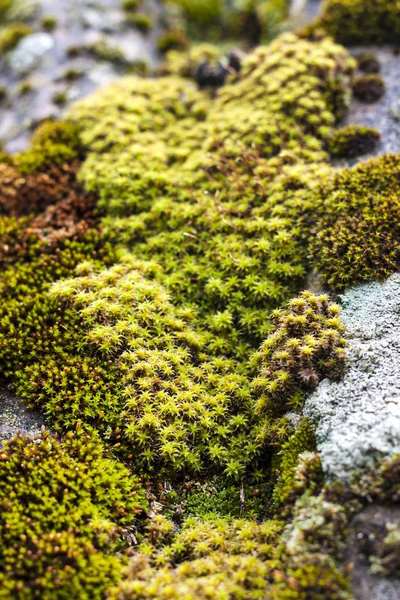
(0, 429, 147, 599)
(329, 125, 380, 158)
(304, 0, 400, 45)
(69, 34, 353, 358)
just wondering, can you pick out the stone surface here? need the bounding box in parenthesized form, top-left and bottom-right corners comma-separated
(0, 0, 163, 152)
(305, 273, 400, 480)
(0, 388, 47, 444)
(347, 505, 400, 600)
(8, 32, 55, 75)
(339, 47, 400, 165)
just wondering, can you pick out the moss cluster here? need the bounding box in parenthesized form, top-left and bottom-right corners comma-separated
(0, 429, 147, 599)
(352, 73, 386, 103)
(162, 0, 289, 45)
(304, 0, 400, 45)
(311, 154, 400, 290)
(110, 452, 400, 600)
(0, 22, 32, 52)
(14, 121, 82, 174)
(2, 9, 400, 597)
(69, 34, 353, 358)
(329, 125, 380, 158)
(252, 292, 346, 416)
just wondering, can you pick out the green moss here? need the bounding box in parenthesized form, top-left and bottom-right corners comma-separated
(157, 29, 189, 53)
(109, 516, 284, 600)
(251, 291, 346, 417)
(52, 91, 68, 106)
(41, 15, 57, 31)
(49, 255, 260, 478)
(163, 0, 289, 45)
(311, 154, 400, 290)
(0, 22, 32, 53)
(0, 429, 147, 599)
(127, 12, 153, 32)
(329, 125, 380, 158)
(304, 0, 400, 45)
(18, 80, 33, 95)
(272, 419, 320, 508)
(122, 0, 140, 10)
(14, 121, 82, 174)
(69, 35, 353, 358)
(87, 40, 127, 66)
(62, 68, 83, 81)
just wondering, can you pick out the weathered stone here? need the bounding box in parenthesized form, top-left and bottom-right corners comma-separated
(305, 273, 400, 480)
(8, 33, 55, 76)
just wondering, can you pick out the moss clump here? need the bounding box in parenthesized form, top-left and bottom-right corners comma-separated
(312, 154, 400, 290)
(357, 52, 381, 74)
(122, 0, 140, 10)
(329, 125, 380, 158)
(41, 15, 57, 31)
(49, 256, 259, 478)
(62, 68, 83, 81)
(272, 420, 322, 508)
(14, 121, 82, 174)
(163, 0, 289, 45)
(52, 91, 68, 106)
(157, 29, 189, 53)
(0, 429, 147, 599)
(304, 0, 400, 45)
(0, 22, 32, 52)
(252, 291, 346, 416)
(87, 40, 127, 66)
(127, 12, 153, 32)
(18, 80, 33, 95)
(352, 74, 386, 103)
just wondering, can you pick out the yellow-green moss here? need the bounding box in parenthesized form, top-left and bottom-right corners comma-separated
(0, 22, 32, 52)
(14, 121, 82, 174)
(162, 0, 289, 45)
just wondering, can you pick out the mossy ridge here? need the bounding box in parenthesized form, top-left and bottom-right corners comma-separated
(303, 0, 400, 45)
(0, 429, 147, 600)
(69, 34, 353, 358)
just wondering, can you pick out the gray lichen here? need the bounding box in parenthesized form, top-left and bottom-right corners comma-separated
(305, 273, 400, 480)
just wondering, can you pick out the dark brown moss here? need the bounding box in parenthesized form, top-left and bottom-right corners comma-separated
(352, 74, 386, 103)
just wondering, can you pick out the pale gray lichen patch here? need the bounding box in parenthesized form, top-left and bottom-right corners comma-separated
(304, 273, 400, 480)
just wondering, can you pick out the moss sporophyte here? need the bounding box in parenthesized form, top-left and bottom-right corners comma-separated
(1, 0, 400, 596)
